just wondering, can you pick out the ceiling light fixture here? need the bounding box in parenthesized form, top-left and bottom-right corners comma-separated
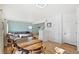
(35, 4, 47, 8)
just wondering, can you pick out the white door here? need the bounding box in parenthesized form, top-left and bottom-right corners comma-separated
(63, 13, 77, 45)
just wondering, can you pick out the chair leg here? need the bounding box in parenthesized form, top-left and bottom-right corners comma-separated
(41, 46, 46, 54)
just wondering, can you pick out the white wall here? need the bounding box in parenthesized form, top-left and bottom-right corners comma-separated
(40, 13, 62, 43)
(39, 5, 78, 45)
(0, 5, 3, 9)
(77, 8, 79, 51)
(0, 5, 6, 53)
(0, 11, 4, 53)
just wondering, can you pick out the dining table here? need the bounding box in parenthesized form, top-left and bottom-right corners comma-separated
(16, 39, 43, 53)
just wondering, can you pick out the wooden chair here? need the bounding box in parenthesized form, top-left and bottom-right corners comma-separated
(12, 42, 29, 54)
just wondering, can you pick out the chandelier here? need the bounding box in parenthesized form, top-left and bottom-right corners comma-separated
(35, 4, 47, 8)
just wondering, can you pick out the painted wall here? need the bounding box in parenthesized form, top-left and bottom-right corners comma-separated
(32, 23, 44, 35)
(8, 20, 44, 35)
(40, 14, 62, 43)
(77, 8, 79, 51)
(8, 20, 32, 32)
(0, 5, 3, 9)
(39, 5, 77, 45)
(0, 11, 4, 53)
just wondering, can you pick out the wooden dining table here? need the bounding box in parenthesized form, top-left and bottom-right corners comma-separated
(23, 43, 42, 51)
(17, 40, 42, 48)
(16, 40, 43, 53)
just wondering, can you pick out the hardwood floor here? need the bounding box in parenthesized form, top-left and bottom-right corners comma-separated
(42, 41, 77, 54)
(4, 40, 77, 54)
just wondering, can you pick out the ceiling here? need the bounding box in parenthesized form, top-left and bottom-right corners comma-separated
(1, 4, 79, 24)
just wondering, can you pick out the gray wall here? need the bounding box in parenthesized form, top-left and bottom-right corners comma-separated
(8, 20, 32, 32)
(8, 20, 44, 35)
